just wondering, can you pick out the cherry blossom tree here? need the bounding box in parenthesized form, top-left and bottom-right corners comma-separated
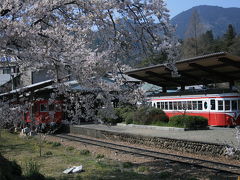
(0, 100, 24, 137)
(0, 0, 179, 125)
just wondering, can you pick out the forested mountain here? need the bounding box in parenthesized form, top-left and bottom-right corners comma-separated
(171, 5, 240, 39)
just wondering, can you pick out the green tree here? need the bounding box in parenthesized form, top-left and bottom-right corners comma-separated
(224, 24, 237, 50)
(228, 36, 240, 56)
(198, 30, 215, 54)
(210, 24, 239, 53)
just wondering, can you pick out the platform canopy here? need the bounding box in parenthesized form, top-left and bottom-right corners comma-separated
(125, 52, 240, 89)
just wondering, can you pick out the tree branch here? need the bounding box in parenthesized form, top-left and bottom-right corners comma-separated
(0, 9, 11, 16)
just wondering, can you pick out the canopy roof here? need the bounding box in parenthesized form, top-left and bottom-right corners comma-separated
(125, 52, 240, 88)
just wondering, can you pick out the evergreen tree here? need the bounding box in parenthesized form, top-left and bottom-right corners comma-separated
(180, 24, 240, 59)
(224, 24, 237, 49)
(198, 30, 214, 54)
(228, 36, 240, 56)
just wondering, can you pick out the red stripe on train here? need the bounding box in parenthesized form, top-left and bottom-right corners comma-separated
(165, 111, 240, 126)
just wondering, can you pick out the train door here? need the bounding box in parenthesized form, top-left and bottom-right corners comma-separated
(209, 99, 217, 125)
(230, 99, 239, 125)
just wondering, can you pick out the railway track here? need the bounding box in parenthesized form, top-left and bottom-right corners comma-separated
(54, 134, 240, 175)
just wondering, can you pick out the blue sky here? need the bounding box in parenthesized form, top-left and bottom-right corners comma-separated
(165, 0, 240, 18)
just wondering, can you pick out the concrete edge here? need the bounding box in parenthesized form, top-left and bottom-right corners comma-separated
(70, 125, 227, 146)
(116, 123, 185, 131)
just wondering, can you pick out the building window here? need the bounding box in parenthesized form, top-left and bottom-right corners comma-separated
(13, 67, 19, 73)
(3, 68, 11, 74)
(218, 100, 223, 111)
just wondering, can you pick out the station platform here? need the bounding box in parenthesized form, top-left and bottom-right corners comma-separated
(72, 124, 239, 147)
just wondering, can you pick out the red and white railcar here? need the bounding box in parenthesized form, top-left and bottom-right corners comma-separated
(150, 92, 240, 126)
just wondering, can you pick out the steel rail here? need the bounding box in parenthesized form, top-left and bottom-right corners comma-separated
(53, 134, 240, 175)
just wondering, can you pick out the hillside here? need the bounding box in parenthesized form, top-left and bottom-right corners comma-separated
(171, 5, 240, 39)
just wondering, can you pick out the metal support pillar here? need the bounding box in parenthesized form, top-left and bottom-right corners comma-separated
(162, 86, 167, 93)
(229, 81, 234, 90)
(181, 85, 185, 91)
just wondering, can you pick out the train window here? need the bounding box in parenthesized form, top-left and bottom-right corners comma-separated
(204, 102, 208, 109)
(187, 101, 192, 110)
(232, 100, 237, 110)
(210, 100, 215, 110)
(169, 102, 173, 110)
(40, 104, 48, 112)
(192, 101, 197, 110)
(182, 101, 187, 110)
(198, 101, 202, 110)
(238, 100, 240, 110)
(55, 104, 62, 112)
(157, 102, 160, 109)
(165, 102, 168, 110)
(161, 102, 164, 109)
(49, 104, 54, 111)
(178, 101, 182, 110)
(218, 100, 223, 111)
(173, 102, 178, 110)
(153, 103, 156, 108)
(225, 100, 230, 111)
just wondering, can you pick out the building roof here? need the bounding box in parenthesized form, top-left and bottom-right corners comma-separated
(0, 79, 54, 98)
(125, 52, 240, 88)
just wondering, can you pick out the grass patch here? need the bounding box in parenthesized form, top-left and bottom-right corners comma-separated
(45, 141, 53, 145)
(186, 178, 198, 180)
(51, 142, 61, 147)
(136, 166, 149, 173)
(0, 131, 150, 179)
(66, 146, 74, 151)
(158, 171, 171, 178)
(79, 149, 90, 155)
(122, 161, 134, 168)
(96, 154, 105, 159)
(44, 151, 53, 156)
(24, 159, 41, 176)
(96, 160, 110, 168)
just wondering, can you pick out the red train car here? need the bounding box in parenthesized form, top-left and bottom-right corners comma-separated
(24, 100, 63, 125)
(150, 92, 240, 126)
